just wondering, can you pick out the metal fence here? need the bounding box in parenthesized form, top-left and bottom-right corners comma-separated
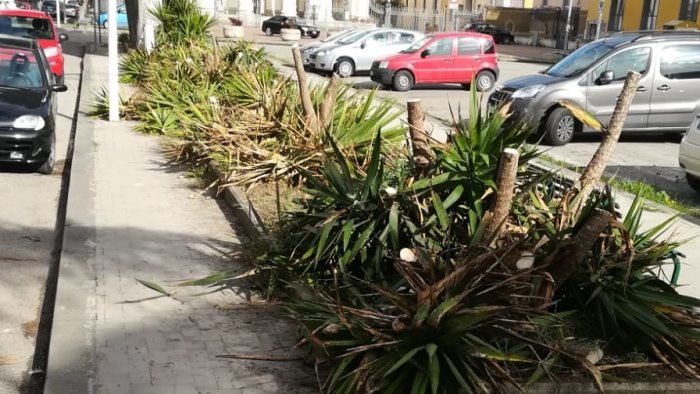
(368, 1, 477, 32)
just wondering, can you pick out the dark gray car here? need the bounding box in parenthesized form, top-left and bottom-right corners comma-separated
(490, 31, 700, 145)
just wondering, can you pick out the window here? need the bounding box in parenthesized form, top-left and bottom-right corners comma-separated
(0, 49, 43, 88)
(0, 16, 54, 40)
(660, 45, 700, 79)
(483, 39, 495, 54)
(390, 32, 416, 44)
(427, 38, 453, 56)
(607, 0, 625, 31)
(679, 0, 700, 20)
(640, 0, 659, 30)
(457, 37, 481, 55)
(369, 32, 387, 45)
(592, 47, 651, 82)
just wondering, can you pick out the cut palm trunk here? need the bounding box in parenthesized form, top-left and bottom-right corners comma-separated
(571, 71, 641, 216)
(291, 44, 319, 134)
(484, 148, 519, 244)
(407, 99, 431, 170)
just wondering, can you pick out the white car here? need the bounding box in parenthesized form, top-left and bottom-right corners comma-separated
(309, 28, 423, 78)
(678, 114, 700, 191)
(301, 28, 365, 69)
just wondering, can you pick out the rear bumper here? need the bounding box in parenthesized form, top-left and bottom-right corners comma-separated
(0, 128, 53, 164)
(679, 118, 700, 178)
(369, 67, 394, 85)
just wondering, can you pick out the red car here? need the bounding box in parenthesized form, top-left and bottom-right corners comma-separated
(0, 9, 67, 83)
(370, 32, 499, 92)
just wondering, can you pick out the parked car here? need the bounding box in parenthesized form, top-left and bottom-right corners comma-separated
(310, 28, 423, 78)
(261, 16, 319, 38)
(489, 31, 700, 146)
(15, 0, 31, 10)
(370, 31, 498, 92)
(679, 114, 700, 191)
(0, 9, 68, 82)
(464, 22, 514, 44)
(0, 35, 68, 173)
(64, 3, 79, 18)
(98, 3, 128, 29)
(40, 0, 66, 20)
(301, 28, 365, 68)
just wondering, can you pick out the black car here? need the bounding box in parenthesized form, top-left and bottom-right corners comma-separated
(464, 22, 514, 44)
(0, 34, 67, 174)
(41, 0, 67, 20)
(261, 16, 320, 38)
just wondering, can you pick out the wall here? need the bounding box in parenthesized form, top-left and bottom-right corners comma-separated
(621, 0, 642, 30)
(655, 0, 682, 28)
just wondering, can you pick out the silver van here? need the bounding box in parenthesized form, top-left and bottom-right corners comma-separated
(489, 31, 700, 145)
(310, 28, 423, 78)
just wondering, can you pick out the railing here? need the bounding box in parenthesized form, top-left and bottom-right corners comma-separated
(368, 1, 477, 33)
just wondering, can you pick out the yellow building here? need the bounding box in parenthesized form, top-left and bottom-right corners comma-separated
(586, 0, 700, 36)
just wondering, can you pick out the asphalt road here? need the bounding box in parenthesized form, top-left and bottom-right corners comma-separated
(0, 36, 83, 393)
(261, 43, 700, 208)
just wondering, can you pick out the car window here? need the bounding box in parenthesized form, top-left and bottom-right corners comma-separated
(592, 47, 651, 82)
(389, 32, 415, 44)
(0, 16, 54, 40)
(660, 45, 700, 80)
(457, 37, 481, 55)
(369, 32, 387, 45)
(483, 39, 495, 54)
(0, 48, 43, 88)
(428, 37, 453, 56)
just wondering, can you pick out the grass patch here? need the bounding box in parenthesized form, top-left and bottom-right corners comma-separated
(538, 153, 700, 218)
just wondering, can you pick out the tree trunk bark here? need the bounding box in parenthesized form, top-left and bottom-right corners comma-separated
(291, 43, 319, 134)
(573, 71, 641, 214)
(407, 99, 431, 170)
(483, 148, 519, 244)
(545, 208, 613, 290)
(319, 74, 341, 129)
(124, 0, 140, 47)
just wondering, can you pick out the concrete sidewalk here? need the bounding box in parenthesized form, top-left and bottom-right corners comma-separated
(43, 53, 315, 393)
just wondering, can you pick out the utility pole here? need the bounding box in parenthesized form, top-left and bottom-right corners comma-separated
(108, 0, 118, 121)
(595, 0, 604, 40)
(563, 0, 573, 51)
(56, 0, 61, 28)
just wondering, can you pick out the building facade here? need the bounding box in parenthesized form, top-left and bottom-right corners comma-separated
(586, 0, 700, 36)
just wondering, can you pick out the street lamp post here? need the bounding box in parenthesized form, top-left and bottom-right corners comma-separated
(595, 0, 604, 40)
(108, 0, 118, 121)
(562, 0, 573, 51)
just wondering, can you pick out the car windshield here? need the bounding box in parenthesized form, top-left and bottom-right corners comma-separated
(338, 31, 367, 45)
(546, 42, 615, 77)
(0, 15, 54, 40)
(401, 36, 432, 53)
(0, 47, 44, 89)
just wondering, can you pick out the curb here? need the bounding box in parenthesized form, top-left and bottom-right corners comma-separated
(221, 185, 268, 239)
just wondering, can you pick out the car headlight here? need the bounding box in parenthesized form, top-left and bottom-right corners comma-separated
(43, 46, 59, 57)
(14, 115, 45, 131)
(316, 50, 327, 56)
(511, 84, 545, 99)
(378, 61, 389, 68)
(301, 46, 315, 53)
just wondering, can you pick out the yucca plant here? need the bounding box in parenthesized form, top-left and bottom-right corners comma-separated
(119, 48, 150, 85)
(149, 0, 216, 46)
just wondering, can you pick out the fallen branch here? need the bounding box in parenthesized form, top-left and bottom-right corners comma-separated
(291, 43, 319, 134)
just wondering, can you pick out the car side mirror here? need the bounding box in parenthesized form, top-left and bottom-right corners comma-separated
(49, 84, 68, 92)
(360, 41, 366, 49)
(420, 49, 431, 58)
(59, 33, 68, 42)
(597, 70, 614, 85)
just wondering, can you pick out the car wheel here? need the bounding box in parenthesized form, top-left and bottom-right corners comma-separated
(37, 133, 56, 175)
(474, 71, 495, 92)
(544, 107, 577, 146)
(503, 36, 514, 44)
(102, 20, 108, 29)
(687, 174, 700, 192)
(265, 27, 272, 36)
(334, 58, 354, 78)
(310, 32, 319, 39)
(392, 70, 414, 92)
